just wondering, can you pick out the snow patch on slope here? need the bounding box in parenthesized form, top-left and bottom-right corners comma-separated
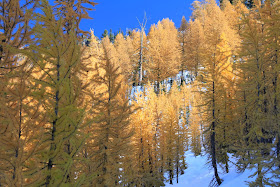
(165, 151, 256, 187)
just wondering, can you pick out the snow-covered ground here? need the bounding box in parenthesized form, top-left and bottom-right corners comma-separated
(165, 151, 257, 187)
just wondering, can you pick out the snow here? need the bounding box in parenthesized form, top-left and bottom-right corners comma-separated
(165, 151, 257, 187)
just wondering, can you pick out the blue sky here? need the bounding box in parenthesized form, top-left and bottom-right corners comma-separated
(80, 0, 193, 38)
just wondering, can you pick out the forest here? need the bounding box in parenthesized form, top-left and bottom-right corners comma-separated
(1, 0, 280, 186)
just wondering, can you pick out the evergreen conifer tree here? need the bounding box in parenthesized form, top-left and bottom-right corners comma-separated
(102, 30, 109, 39)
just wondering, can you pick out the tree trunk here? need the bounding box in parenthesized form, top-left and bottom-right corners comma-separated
(169, 159, 173, 185)
(277, 135, 280, 169)
(211, 81, 222, 186)
(225, 156, 229, 173)
(257, 163, 263, 187)
(13, 98, 23, 186)
(138, 26, 144, 86)
(181, 70, 184, 86)
(176, 158, 179, 183)
(46, 60, 60, 186)
(211, 127, 222, 185)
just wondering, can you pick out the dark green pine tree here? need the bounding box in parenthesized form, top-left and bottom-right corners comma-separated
(102, 29, 109, 39)
(109, 29, 115, 43)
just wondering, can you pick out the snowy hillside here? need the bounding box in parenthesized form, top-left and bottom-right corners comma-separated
(165, 151, 257, 187)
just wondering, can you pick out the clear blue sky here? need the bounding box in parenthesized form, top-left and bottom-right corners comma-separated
(80, 0, 193, 38)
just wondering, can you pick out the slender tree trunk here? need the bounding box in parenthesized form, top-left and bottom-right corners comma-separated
(181, 70, 184, 86)
(140, 136, 144, 171)
(272, 49, 280, 165)
(101, 73, 112, 186)
(148, 146, 153, 175)
(211, 127, 222, 185)
(155, 65, 160, 94)
(211, 126, 222, 185)
(225, 161, 229, 174)
(13, 98, 23, 186)
(160, 154, 164, 174)
(46, 60, 60, 186)
(65, 72, 75, 184)
(169, 158, 173, 185)
(211, 81, 222, 186)
(201, 122, 204, 144)
(176, 161, 179, 183)
(155, 81, 160, 95)
(176, 126, 180, 183)
(223, 130, 229, 174)
(257, 163, 263, 187)
(181, 157, 185, 175)
(223, 96, 229, 174)
(65, 140, 71, 183)
(243, 89, 250, 146)
(277, 135, 280, 169)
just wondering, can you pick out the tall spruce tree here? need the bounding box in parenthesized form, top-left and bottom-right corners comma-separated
(102, 29, 109, 39)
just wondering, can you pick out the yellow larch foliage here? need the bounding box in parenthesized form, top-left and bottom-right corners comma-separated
(85, 38, 134, 186)
(163, 83, 188, 184)
(184, 19, 204, 77)
(188, 81, 203, 156)
(130, 85, 164, 186)
(0, 59, 46, 186)
(147, 19, 180, 85)
(114, 33, 134, 83)
(130, 83, 189, 185)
